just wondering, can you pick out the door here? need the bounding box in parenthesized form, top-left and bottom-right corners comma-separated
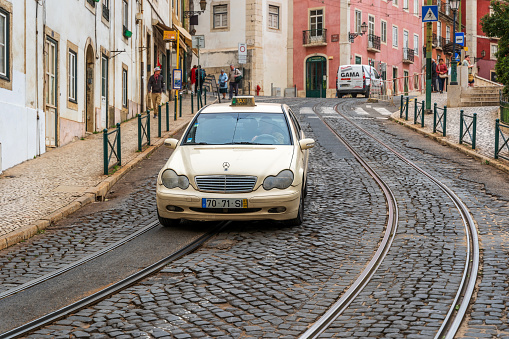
(101, 55, 109, 128)
(85, 46, 95, 132)
(306, 56, 326, 98)
(404, 70, 409, 95)
(45, 37, 58, 147)
(392, 67, 398, 95)
(403, 31, 409, 59)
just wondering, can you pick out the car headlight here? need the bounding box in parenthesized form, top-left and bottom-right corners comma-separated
(161, 169, 190, 189)
(263, 170, 294, 190)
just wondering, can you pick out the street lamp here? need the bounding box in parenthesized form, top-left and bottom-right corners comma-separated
(184, 0, 208, 17)
(349, 22, 368, 43)
(449, 0, 460, 85)
(474, 50, 486, 63)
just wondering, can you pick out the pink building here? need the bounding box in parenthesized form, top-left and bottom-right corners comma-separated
(294, 0, 424, 98)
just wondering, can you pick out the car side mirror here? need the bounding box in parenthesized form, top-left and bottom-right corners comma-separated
(299, 138, 315, 150)
(164, 138, 179, 149)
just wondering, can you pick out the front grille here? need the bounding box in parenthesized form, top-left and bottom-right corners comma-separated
(195, 175, 257, 193)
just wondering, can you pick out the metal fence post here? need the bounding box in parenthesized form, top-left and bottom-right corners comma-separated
(405, 96, 409, 121)
(433, 103, 437, 133)
(472, 113, 477, 150)
(147, 113, 151, 145)
(443, 106, 447, 137)
(421, 101, 425, 127)
(165, 102, 169, 131)
(414, 98, 418, 124)
(103, 129, 108, 175)
(158, 105, 162, 138)
(137, 114, 142, 151)
(179, 93, 182, 117)
(191, 92, 194, 114)
(495, 119, 500, 159)
(459, 110, 464, 144)
(204, 88, 207, 105)
(400, 95, 404, 118)
(174, 96, 178, 118)
(116, 123, 121, 166)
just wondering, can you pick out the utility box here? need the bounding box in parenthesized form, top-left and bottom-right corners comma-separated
(284, 88, 296, 97)
(272, 87, 281, 97)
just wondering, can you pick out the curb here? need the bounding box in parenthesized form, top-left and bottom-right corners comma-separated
(390, 116, 509, 176)
(0, 103, 208, 251)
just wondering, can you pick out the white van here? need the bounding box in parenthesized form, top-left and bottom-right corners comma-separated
(336, 64, 382, 98)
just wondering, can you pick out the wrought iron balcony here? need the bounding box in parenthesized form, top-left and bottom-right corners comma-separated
(367, 34, 381, 53)
(102, 4, 110, 21)
(303, 29, 327, 46)
(403, 48, 415, 63)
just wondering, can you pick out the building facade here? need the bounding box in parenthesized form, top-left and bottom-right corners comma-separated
(0, 0, 192, 173)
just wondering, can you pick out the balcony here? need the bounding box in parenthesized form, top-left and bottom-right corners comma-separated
(367, 34, 381, 53)
(303, 29, 327, 47)
(102, 4, 110, 21)
(403, 48, 414, 64)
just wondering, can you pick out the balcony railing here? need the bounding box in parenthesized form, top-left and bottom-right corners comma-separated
(303, 29, 327, 46)
(403, 48, 415, 63)
(87, 0, 96, 7)
(102, 4, 110, 21)
(367, 34, 381, 52)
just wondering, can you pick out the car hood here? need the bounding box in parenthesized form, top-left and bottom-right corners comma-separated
(166, 145, 295, 178)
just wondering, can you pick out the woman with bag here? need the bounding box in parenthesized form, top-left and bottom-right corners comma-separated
(437, 58, 448, 94)
(218, 69, 228, 99)
(463, 55, 475, 87)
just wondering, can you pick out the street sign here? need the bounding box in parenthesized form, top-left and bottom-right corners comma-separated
(238, 43, 247, 64)
(455, 32, 465, 46)
(192, 35, 205, 49)
(163, 31, 177, 41)
(422, 6, 438, 22)
(172, 69, 182, 90)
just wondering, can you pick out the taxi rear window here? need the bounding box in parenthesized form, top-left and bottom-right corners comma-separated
(183, 113, 292, 146)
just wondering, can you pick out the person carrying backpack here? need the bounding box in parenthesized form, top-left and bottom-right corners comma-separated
(196, 66, 206, 94)
(229, 64, 242, 99)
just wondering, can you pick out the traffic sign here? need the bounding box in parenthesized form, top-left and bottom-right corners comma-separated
(455, 32, 465, 46)
(422, 6, 438, 22)
(192, 35, 205, 49)
(238, 43, 247, 64)
(172, 69, 182, 90)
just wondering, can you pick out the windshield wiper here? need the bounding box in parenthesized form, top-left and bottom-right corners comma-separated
(185, 142, 208, 145)
(230, 141, 263, 145)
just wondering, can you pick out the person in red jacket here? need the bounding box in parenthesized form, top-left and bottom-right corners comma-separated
(190, 65, 197, 93)
(437, 58, 448, 94)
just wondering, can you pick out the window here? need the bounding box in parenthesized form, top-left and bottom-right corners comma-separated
(68, 50, 77, 102)
(355, 55, 362, 64)
(0, 8, 9, 79)
(491, 44, 498, 60)
(122, 0, 128, 31)
(122, 68, 127, 108)
(368, 15, 375, 36)
(101, 55, 108, 99)
(355, 10, 362, 33)
(489, 6, 494, 16)
(414, 0, 418, 15)
(414, 34, 419, 56)
(404, 0, 408, 11)
(310, 9, 323, 36)
(393, 0, 398, 6)
(445, 0, 450, 15)
(437, 21, 441, 40)
(45, 38, 57, 106)
(381, 20, 387, 43)
(103, 0, 110, 21)
(446, 26, 450, 43)
(213, 4, 228, 28)
(392, 25, 398, 47)
(268, 5, 279, 29)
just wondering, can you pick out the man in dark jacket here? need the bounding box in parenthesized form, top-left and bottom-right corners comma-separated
(148, 67, 166, 117)
(431, 59, 438, 92)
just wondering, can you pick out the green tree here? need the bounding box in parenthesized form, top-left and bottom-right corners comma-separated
(481, 1, 509, 93)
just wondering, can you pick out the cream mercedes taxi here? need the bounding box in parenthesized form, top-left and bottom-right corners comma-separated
(156, 96, 315, 227)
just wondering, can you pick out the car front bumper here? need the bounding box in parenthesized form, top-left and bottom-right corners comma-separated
(156, 184, 301, 222)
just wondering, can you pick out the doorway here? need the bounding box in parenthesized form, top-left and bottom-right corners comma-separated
(306, 56, 327, 98)
(85, 45, 95, 132)
(44, 37, 58, 147)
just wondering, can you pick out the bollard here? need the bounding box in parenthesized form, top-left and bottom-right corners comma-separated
(147, 112, 151, 145)
(174, 96, 177, 119)
(179, 93, 182, 117)
(433, 103, 437, 134)
(191, 91, 194, 114)
(165, 102, 169, 131)
(103, 128, 108, 175)
(413, 98, 418, 124)
(204, 88, 207, 105)
(158, 105, 162, 138)
(400, 95, 404, 118)
(116, 123, 121, 166)
(421, 101, 425, 127)
(472, 113, 477, 150)
(137, 114, 142, 151)
(459, 110, 464, 145)
(495, 119, 500, 159)
(405, 96, 409, 121)
(443, 106, 447, 137)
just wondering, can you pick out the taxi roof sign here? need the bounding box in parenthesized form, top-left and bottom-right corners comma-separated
(231, 96, 256, 107)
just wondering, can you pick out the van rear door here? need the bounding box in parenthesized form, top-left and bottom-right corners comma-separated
(338, 65, 363, 91)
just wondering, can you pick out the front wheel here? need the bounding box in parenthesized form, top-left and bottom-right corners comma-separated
(283, 191, 304, 226)
(158, 210, 181, 227)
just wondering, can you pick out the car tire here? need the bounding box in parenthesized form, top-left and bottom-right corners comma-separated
(283, 190, 304, 227)
(352, 93, 358, 98)
(158, 210, 181, 227)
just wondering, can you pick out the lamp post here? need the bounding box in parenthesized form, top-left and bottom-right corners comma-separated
(449, 0, 461, 85)
(349, 22, 368, 43)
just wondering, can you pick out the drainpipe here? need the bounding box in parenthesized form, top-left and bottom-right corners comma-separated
(140, 0, 144, 113)
(35, 0, 40, 155)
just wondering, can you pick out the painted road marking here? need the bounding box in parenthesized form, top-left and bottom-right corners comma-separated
(373, 107, 393, 116)
(354, 107, 369, 115)
(300, 107, 315, 115)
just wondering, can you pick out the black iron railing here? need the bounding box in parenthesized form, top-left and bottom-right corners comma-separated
(368, 34, 381, 51)
(303, 29, 327, 45)
(403, 48, 415, 62)
(433, 103, 447, 137)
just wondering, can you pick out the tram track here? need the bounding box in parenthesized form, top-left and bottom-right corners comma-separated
(0, 222, 228, 339)
(300, 100, 479, 339)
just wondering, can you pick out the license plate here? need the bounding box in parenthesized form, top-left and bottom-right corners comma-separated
(340, 84, 350, 87)
(202, 198, 248, 208)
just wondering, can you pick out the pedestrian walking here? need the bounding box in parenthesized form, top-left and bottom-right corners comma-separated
(190, 65, 197, 93)
(218, 69, 228, 99)
(147, 67, 166, 117)
(431, 58, 438, 92)
(437, 58, 448, 94)
(229, 64, 242, 99)
(463, 55, 475, 87)
(196, 66, 206, 94)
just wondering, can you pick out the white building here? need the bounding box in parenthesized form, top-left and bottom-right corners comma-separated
(0, 0, 190, 173)
(190, 0, 292, 96)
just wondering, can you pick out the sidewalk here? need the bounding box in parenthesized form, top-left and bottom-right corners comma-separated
(390, 92, 509, 174)
(0, 93, 216, 250)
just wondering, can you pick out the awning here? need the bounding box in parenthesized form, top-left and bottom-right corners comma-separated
(173, 22, 193, 47)
(152, 19, 172, 33)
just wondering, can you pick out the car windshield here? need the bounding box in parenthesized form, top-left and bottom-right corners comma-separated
(183, 112, 292, 145)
